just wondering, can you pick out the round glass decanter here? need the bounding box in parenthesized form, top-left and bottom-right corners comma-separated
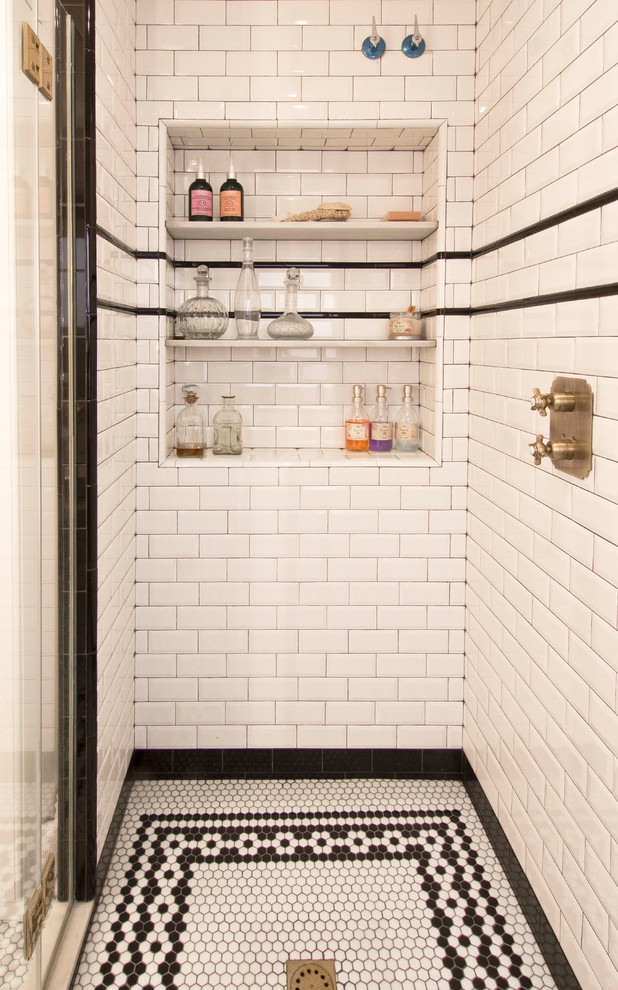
(212, 395, 243, 455)
(267, 267, 314, 339)
(175, 265, 229, 339)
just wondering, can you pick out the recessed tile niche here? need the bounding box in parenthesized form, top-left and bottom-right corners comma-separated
(156, 122, 447, 467)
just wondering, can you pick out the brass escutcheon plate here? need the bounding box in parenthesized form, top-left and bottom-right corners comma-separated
(548, 376, 593, 480)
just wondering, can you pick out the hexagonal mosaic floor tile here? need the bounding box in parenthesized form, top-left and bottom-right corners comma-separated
(74, 779, 558, 990)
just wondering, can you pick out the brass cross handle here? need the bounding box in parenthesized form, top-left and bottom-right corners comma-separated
(530, 388, 576, 415)
(529, 434, 578, 465)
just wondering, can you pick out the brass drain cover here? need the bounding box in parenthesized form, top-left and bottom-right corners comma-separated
(287, 960, 337, 990)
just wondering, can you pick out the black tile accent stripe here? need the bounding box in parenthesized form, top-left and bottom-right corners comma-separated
(131, 748, 464, 779)
(99, 187, 618, 269)
(96, 299, 175, 318)
(96, 224, 139, 258)
(175, 259, 423, 269)
(464, 759, 582, 990)
(97, 300, 406, 320)
(423, 280, 618, 318)
(471, 187, 618, 259)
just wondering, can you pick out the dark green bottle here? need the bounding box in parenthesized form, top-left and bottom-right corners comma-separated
(219, 158, 244, 222)
(188, 159, 212, 221)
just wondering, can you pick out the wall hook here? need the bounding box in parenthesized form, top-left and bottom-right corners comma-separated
(402, 15, 426, 58)
(362, 16, 386, 59)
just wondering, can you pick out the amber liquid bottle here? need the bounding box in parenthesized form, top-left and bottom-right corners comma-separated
(345, 384, 370, 452)
(219, 158, 244, 221)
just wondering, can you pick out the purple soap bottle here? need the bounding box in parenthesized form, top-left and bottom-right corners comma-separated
(369, 384, 393, 452)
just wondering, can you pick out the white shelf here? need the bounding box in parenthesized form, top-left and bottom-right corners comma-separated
(164, 448, 435, 468)
(166, 219, 438, 241)
(165, 337, 435, 349)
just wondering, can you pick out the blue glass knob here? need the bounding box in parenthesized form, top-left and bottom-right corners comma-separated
(402, 33, 425, 58)
(362, 34, 386, 59)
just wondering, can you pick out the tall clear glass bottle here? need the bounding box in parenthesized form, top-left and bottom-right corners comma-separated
(267, 267, 314, 339)
(344, 384, 370, 452)
(234, 236, 261, 338)
(176, 385, 205, 457)
(213, 395, 243, 455)
(394, 384, 420, 452)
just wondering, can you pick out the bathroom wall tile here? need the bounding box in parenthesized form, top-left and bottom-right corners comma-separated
(136, 4, 505, 913)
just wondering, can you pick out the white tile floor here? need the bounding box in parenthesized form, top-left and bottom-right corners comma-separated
(74, 779, 558, 990)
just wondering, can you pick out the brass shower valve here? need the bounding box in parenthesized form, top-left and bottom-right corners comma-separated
(528, 377, 592, 480)
(530, 388, 576, 416)
(529, 434, 578, 466)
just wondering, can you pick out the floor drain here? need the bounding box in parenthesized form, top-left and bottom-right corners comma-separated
(286, 960, 337, 990)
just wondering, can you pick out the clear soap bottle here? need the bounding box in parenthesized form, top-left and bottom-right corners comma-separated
(369, 384, 393, 452)
(213, 395, 243, 455)
(234, 236, 261, 338)
(176, 385, 205, 457)
(267, 267, 314, 339)
(345, 384, 370, 452)
(394, 384, 420, 452)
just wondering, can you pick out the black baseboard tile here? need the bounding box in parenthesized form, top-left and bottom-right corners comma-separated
(130, 748, 466, 780)
(463, 757, 582, 990)
(95, 771, 133, 902)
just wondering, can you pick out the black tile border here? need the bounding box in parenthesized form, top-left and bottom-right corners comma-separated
(93, 749, 583, 990)
(58, 0, 99, 903)
(463, 757, 582, 990)
(130, 748, 464, 780)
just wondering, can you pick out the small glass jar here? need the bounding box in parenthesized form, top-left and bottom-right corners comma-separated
(176, 385, 205, 457)
(388, 307, 423, 340)
(175, 265, 229, 339)
(267, 267, 314, 339)
(212, 395, 243, 455)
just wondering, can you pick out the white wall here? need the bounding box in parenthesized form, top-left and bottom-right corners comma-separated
(132, 0, 475, 750)
(466, 2, 618, 989)
(96, 0, 137, 853)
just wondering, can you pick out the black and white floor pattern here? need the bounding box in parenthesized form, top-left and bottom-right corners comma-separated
(74, 780, 558, 990)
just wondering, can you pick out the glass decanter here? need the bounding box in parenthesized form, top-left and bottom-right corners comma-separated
(212, 395, 243, 455)
(176, 385, 205, 457)
(234, 236, 261, 338)
(267, 267, 314, 339)
(175, 265, 228, 339)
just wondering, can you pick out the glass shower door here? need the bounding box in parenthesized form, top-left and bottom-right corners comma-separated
(0, 2, 75, 986)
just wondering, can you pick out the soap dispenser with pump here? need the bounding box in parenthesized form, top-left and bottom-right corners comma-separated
(188, 158, 213, 221)
(394, 384, 420, 452)
(369, 384, 393, 452)
(345, 385, 370, 452)
(219, 157, 244, 221)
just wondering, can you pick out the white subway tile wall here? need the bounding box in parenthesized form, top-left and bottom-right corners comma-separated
(467, 3, 618, 990)
(96, 0, 137, 856)
(87, 2, 618, 987)
(133, 0, 473, 755)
